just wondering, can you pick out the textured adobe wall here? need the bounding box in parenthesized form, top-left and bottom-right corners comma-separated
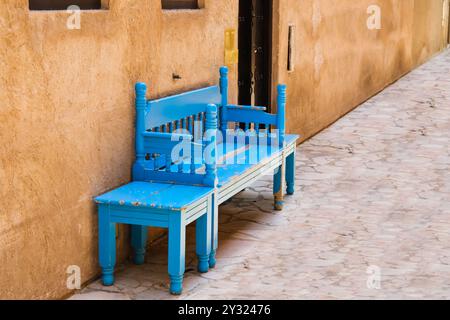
(272, 0, 448, 140)
(157, 2, 238, 97)
(411, 0, 448, 65)
(443, 0, 450, 45)
(0, 0, 237, 299)
(0, 0, 446, 300)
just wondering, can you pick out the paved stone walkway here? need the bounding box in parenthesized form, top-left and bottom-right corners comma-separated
(71, 50, 450, 300)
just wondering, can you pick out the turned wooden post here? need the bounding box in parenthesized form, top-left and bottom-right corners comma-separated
(219, 66, 229, 142)
(204, 104, 218, 188)
(132, 82, 147, 181)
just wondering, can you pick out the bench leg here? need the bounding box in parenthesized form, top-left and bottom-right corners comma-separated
(98, 206, 116, 286)
(131, 225, 148, 265)
(209, 193, 219, 269)
(273, 160, 286, 211)
(286, 151, 296, 195)
(168, 214, 186, 295)
(196, 202, 212, 273)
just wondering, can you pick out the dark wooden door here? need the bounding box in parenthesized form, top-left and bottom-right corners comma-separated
(238, 0, 272, 110)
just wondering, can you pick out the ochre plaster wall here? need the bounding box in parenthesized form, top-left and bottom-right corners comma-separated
(272, 0, 449, 140)
(0, 0, 446, 299)
(0, 0, 237, 299)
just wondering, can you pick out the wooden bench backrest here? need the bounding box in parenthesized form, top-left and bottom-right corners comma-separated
(133, 71, 226, 187)
(145, 86, 222, 132)
(132, 67, 286, 187)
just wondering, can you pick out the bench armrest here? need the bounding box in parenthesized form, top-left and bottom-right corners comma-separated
(226, 105, 267, 112)
(219, 84, 287, 147)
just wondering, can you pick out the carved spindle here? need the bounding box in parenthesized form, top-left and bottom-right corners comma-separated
(255, 122, 261, 161)
(188, 116, 196, 174)
(190, 143, 196, 175)
(178, 119, 184, 173)
(244, 123, 250, 147)
(204, 104, 218, 187)
(264, 123, 270, 147)
(200, 113, 205, 136)
(166, 153, 172, 173)
(188, 116, 193, 135)
(194, 115, 198, 139)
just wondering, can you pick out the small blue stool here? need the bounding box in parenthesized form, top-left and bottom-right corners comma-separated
(95, 182, 214, 295)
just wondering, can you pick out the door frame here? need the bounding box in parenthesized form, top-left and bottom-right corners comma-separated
(238, 0, 274, 111)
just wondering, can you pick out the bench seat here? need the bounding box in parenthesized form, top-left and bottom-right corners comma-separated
(216, 134, 298, 188)
(157, 134, 298, 187)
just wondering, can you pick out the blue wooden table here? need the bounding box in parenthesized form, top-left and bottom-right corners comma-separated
(95, 182, 214, 295)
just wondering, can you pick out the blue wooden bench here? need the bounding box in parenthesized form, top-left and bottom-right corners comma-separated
(95, 66, 298, 295)
(131, 66, 299, 270)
